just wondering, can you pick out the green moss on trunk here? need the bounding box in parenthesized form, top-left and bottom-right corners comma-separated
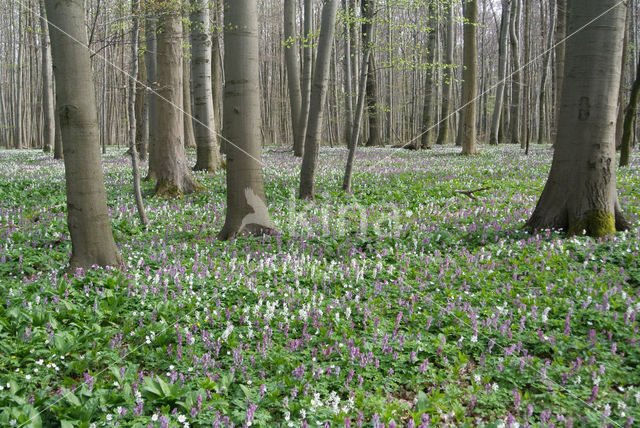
(568, 210, 615, 238)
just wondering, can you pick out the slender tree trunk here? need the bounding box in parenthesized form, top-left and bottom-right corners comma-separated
(218, 0, 275, 239)
(295, 0, 314, 157)
(620, 53, 640, 167)
(145, 15, 158, 180)
(128, 0, 148, 227)
(615, 5, 631, 150)
(342, 0, 354, 145)
(183, 21, 196, 150)
(153, 1, 201, 196)
(211, 0, 223, 134)
(508, 0, 521, 146)
(420, 1, 437, 149)
(15, 9, 23, 149)
(527, 0, 629, 237)
(343, 2, 374, 192)
(553, 0, 567, 141)
(45, 0, 122, 269)
(461, 0, 479, 154)
(284, 0, 303, 151)
(363, 0, 381, 147)
(538, 0, 556, 145)
(489, 0, 510, 145)
(436, 1, 455, 146)
(39, 0, 55, 154)
(135, 47, 148, 160)
(299, 0, 340, 199)
(191, 0, 222, 171)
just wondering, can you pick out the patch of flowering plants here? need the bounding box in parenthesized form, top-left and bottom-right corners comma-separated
(1, 145, 639, 427)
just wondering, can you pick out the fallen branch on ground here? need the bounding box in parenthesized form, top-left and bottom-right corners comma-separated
(454, 186, 491, 200)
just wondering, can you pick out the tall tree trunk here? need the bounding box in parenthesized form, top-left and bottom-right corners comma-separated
(436, 1, 455, 146)
(127, 0, 149, 227)
(219, 0, 275, 239)
(615, 5, 631, 150)
(135, 46, 148, 159)
(526, 0, 629, 237)
(342, 1, 374, 192)
(538, 0, 556, 145)
(191, 0, 222, 171)
(39, 0, 55, 154)
(183, 22, 196, 150)
(342, 0, 354, 145)
(15, 9, 23, 149)
(420, 0, 437, 149)
(553, 0, 567, 142)
(461, 0, 479, 155)
(489, 0, 510, 145)
(620, 53, 640, 167)
(508, 0, 521, 146)
(363, 0, 381, 147)
(295, 0, 314, 157)
(211, 0, 223, 134)
(299, 0, 340, 199)
(284, 0, 303, 151)
(154, 1, 201, 196)
(145, 15, 158, 180)
(45, 0, 122, 269)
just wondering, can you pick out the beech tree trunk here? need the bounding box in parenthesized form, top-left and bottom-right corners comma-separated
(191, 0, 222, 171)
(295, 0, 314, 157)
(284, 0, 303, 151)
(135, 48, 148, 160)
(299, 0, 340, 199)
(461, 0, 478, 155)
(342, 0, 354, 145)
(436, 1, 455, 146)
(153, 2, 201, 196)
(508, 0, 521, 146)
(553, 0, 567, 141)
(363, 0, 381, 147)
(489, 0, 510, 145)
(527, 0, 629, 237)
(218, 0, 275, 239)
(620, 53, 640, 167)
(45, 0, 122, 269)
(538, 0, 555, 145)
(183, 24, 197, 150)
(419, 0, 437, 150)
(39, 0, 55, 154)
(145, 16, 158, 180)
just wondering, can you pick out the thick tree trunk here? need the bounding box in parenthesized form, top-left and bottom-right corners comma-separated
(183, 25, 196, 151)
(191, 0, 222, 171)
(45, 0, 122, 269)
(461, 0, 478, 155)
(39, 0, 55, 154)
(218, 0, 275, 239)
(436, 1, 455, 146)
(363, 0, 381, 147)
(211, 0, 223, 134)
(284, 0, 303, 151)
(153, 2, 201, 196)
(420, 1, 437, 150)
(527, 0, 629, 237)
(299, 0, 339, 199)
(295, 0, 314, 157)
(489, 0, 510, 145)
(620, 54, 640, 167)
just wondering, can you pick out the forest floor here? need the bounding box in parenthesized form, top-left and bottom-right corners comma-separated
(1, 145, 640, 427)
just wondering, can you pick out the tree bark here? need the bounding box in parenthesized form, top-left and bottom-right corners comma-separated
(191, 0, 222, 171)
(420, 0, 437, 149)
(39, 0, 55, 154)
(45, 0, 122, 269)
(363, 0, 381, 147)
(461, 0, 478, 155)
(553, 0, 567, 142)
(436, 1, 455, 146)
(183, 22, 196, 150)
(527, 0, 629, 237)
(537, 0, 555, 145)
(620, 53, 640, 167)
(295, 0, 314, 157)
(218, 0, 275, 239)
(135, 47, 148, 160)
(489, 0, 510, 145)
(508, 0, 521, 147)
(145, 15, 158, 180)
(127, 0, 149, 227)
(342, 0, 354, 145)
(299, 0, 340, 199)
(153, 1, 201, 196)
(284, 0, 303, 151)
